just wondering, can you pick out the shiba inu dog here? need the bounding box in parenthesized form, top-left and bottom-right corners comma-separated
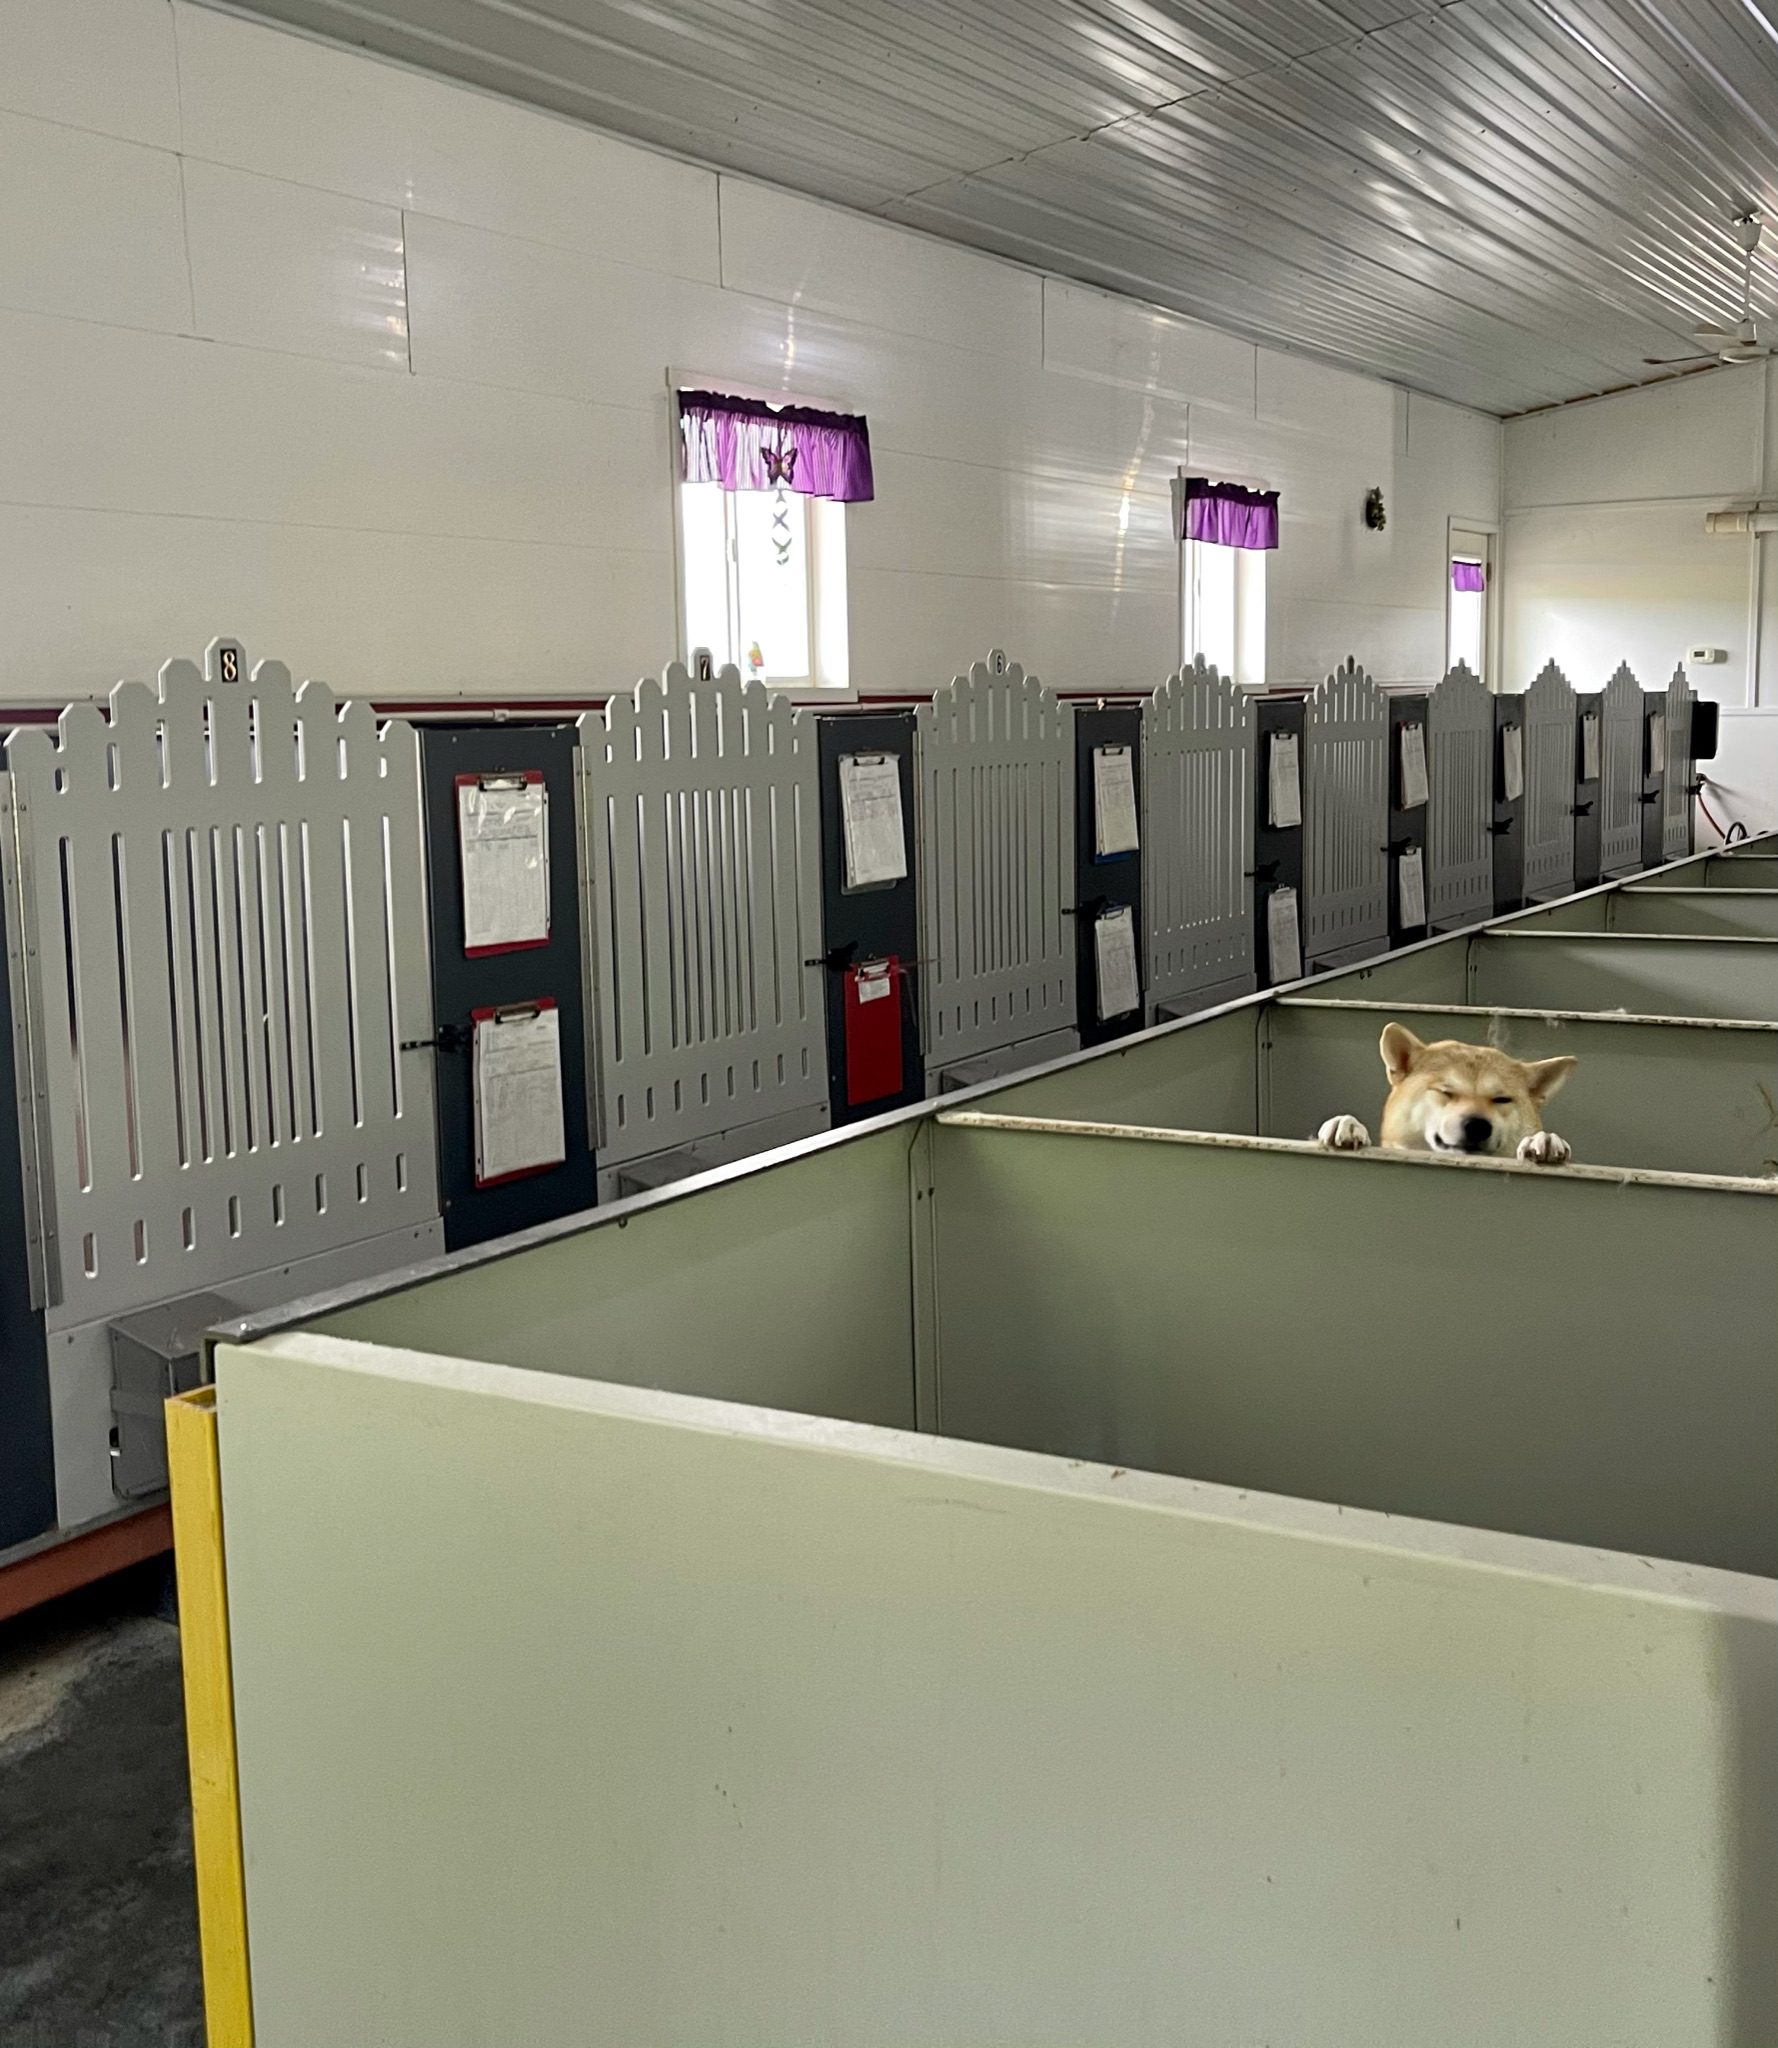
(1316, 1023, 1576, 1165)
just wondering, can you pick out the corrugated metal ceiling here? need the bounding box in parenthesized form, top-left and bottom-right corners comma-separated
(215, 0, 1778, 414)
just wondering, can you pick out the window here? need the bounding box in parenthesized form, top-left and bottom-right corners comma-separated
(1447, 528, 1494, 684)
(1182, 538, 1266, 685)
(675, 387, 859, 689)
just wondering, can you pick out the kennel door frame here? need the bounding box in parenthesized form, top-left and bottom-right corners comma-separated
(577, 659, 828, 1175)
(1303, 659, 1390, 966)
(1424, 662, 1492, 930)
(1521, 662, 1578, 903)
(914, 651, 1077, 1074)
(1141, 657, 1255, 1017)
(4, 638, 437, 1332)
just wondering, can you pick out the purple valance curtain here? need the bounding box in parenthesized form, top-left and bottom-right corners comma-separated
(678, 389, 875, 502)
(1179, 474, 1279, 550)
(1451, 560, 1486, 593)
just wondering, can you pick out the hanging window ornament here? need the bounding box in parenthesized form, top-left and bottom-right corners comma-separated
(763, 445, 798, 565)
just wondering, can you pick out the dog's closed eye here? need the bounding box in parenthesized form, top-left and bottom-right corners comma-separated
(1490, 1095, 1511, 1105)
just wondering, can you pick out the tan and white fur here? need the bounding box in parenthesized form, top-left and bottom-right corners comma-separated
(1316, 1023, 1576, 1165)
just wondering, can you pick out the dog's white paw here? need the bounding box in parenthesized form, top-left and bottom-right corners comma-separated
(1516, 1129, 1571, 1167)
(1316, 1114, 1371, 1151)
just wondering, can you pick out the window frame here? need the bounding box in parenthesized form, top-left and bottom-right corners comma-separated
(670, 373, 853, 693)
(1446, 519, 1499, 689)
(1179, 515, 1268, 686)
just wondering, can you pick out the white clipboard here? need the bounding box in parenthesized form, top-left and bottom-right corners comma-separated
(458, 772, 549, 955)
(1399, 722, 1429, 811)
(1581, 714, 1602, 782)
(838, 753, 908, 889)
(1398, 846, 1426, 930)
(1268, 732, 1302, 829)
(1093, 906, 1141, 1021)
(472, 1002, 566, 1187)
(1501, 724, 1524, 803)
(1092, 746, 1140, 857)
(1266, 886, 1302, 984)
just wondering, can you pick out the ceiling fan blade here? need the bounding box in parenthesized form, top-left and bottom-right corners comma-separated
(1644, 353, 1716, 366)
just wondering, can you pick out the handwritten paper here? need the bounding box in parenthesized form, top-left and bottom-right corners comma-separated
(1398, 846, 1426, 930)
(1094, 906, 1141, 1021)
(1399, 722, 1429, 810)
(839, 753, 908, 888)
(1501, 723, 1524, 802)
(458, 774, 548, 955)
(1268, 731, 1302, 829)
(1092, 746, 1140, 856)
(1267, 886, 1302, 984)
(473, 1005, 565, 1186)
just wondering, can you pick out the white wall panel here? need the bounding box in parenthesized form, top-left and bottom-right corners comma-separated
(0, 111, 189, 333)
(1711, 710, 1778, 834)
(1278, 602, 1441, 690)
(183, 160, 409, 371)
(1407, 391, 1502, 511)
(1258, 350, 1398, 447)
(852, 453, 1175, 590)
(0, 309, 659, 550)
(0, 505, 673, 700)
(0, 0, 180, 149)
(403, 210, 730, 402)
(172, 2, 720, 282)
(1504, 503, 1749, 702)
(1506, 371, 1762, 509)
(719, 181, 1042, 364)
(1041, 278, 1255, 416)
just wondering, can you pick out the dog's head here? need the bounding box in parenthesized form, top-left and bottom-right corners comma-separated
(1379, 1022, 1575, 1157)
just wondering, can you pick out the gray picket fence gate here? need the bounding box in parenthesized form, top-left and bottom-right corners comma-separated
(915, 651, 1077, 1086)
(1424, 662, 1492, 931)
(1142, 657, 1255, 1017)
(1303, 658, 1390, 969)
(1661, 666, 1694, 862)
(4, 637, 439, 1524)
(1521, 662, 1578, 903)
(577, 658, 828, 1193)
(1598, 664, 1645, 878)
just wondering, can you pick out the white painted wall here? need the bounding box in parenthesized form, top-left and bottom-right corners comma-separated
(1503, 366, 1778, 835)
(0, 0, 1498, 704)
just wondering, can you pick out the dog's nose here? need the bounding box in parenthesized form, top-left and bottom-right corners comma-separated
(1459, 1115, 1492, 1151)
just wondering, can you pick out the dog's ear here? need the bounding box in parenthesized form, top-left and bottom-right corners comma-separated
(1379, 1022, 1424, 1084)
(1522, 1054, 1577, 1104)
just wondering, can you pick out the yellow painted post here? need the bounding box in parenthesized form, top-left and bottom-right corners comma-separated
(165, 1386, 253, 2047)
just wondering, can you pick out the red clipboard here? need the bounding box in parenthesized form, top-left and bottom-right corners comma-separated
(457, 771, 550, 958)
(471, 998, 566, 1188)
(844, 956, 904, 1108)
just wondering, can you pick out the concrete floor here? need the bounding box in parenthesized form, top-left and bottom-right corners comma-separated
(0, 1564, 204, 2047)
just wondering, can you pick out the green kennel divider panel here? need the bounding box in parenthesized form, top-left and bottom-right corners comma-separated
(1292, 931, 1473, 1005)
(212, 1332, 1775, 2048)
(968, 1002, 1262, 1132)
(1674, 854, 1778, 888)
(1472, 932, 1778, 1022)
(929, 1118, 1777, 1579)
(1263, 1000, 1778, 1179)
(307, 1127, 919, 1430)
(1607, 888, 1778, 938)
